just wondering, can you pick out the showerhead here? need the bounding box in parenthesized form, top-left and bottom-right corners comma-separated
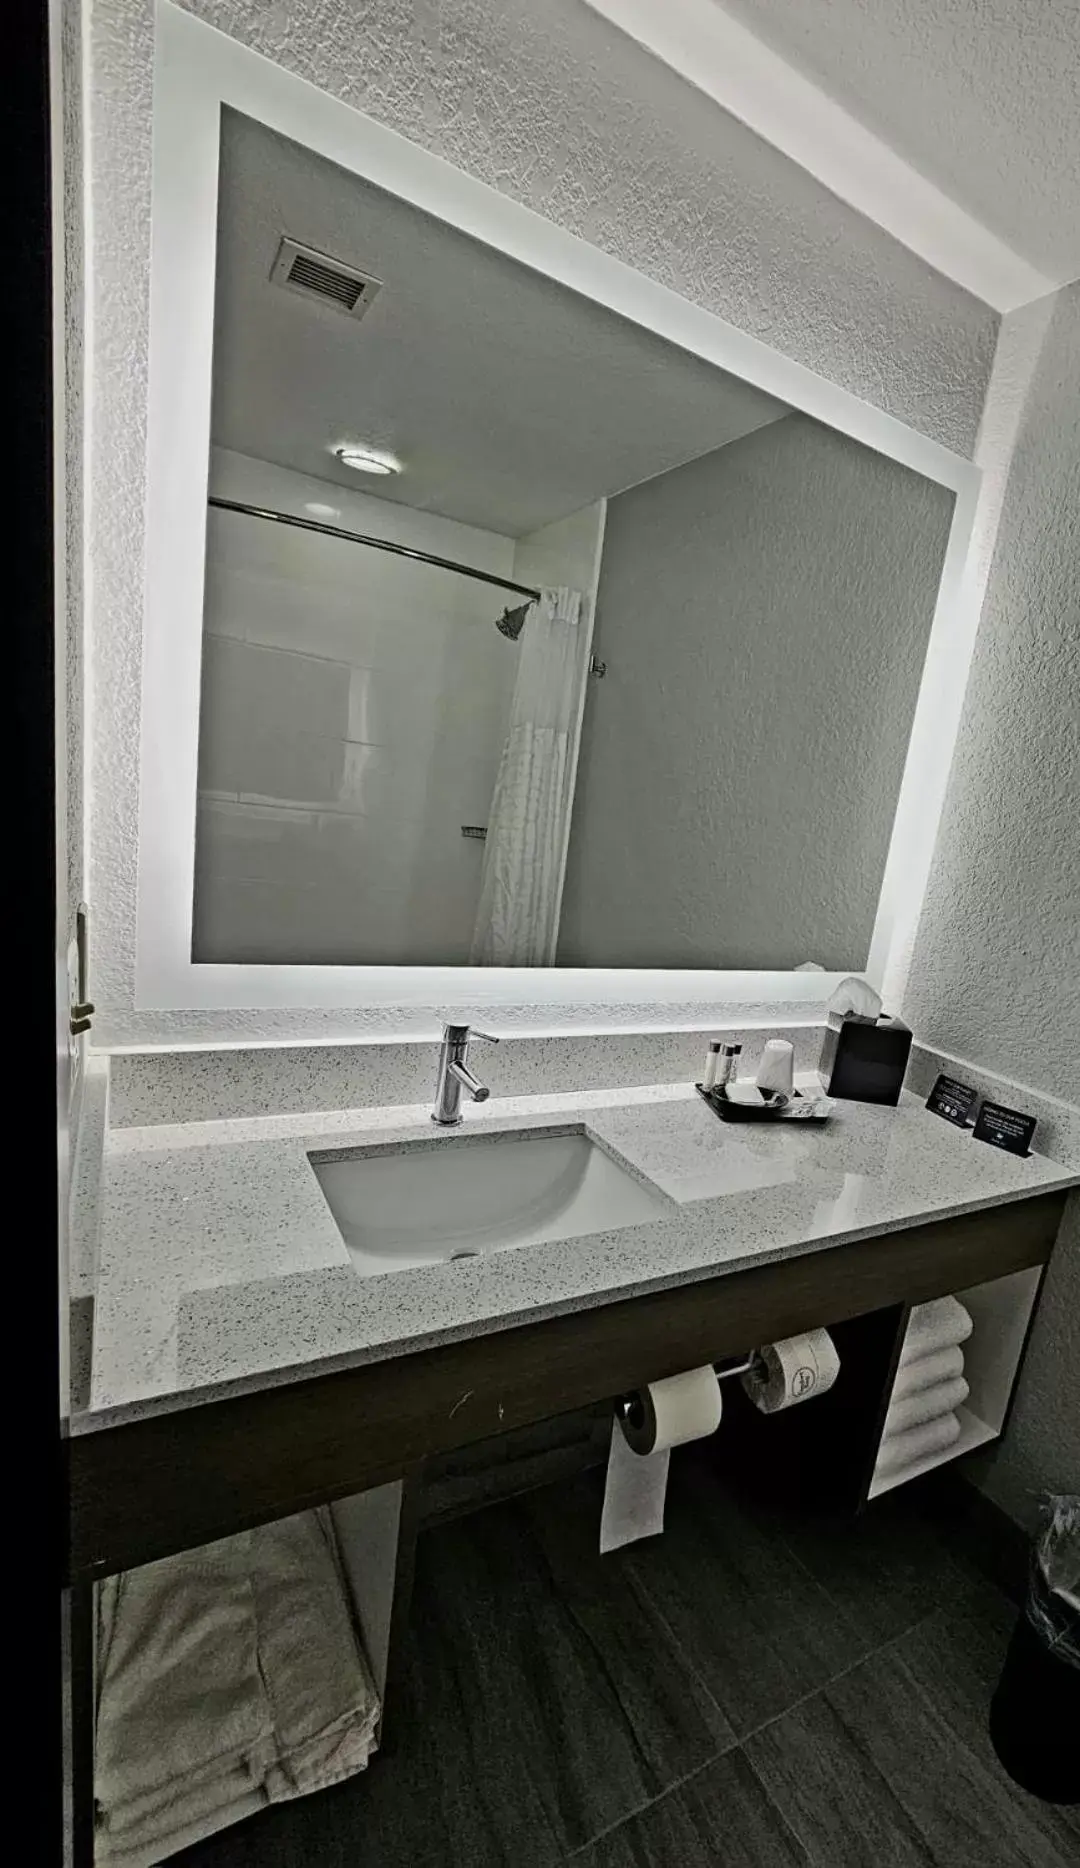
(496, 602, 532, 641)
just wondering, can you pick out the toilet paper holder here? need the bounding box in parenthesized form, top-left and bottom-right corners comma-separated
(614, 1352, 763, 1427)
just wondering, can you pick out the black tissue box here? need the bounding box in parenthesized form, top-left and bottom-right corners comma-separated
(818, 1011, 912, 1105)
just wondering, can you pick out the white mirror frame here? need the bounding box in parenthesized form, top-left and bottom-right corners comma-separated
(136, 1, 982, 1026)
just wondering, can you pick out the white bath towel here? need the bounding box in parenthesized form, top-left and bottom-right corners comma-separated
(252, 1510, 380, 1803)
(884, 1374, 969, 1438)
(874, 1409, 962, 1478)
(95, 1511, 380, 1866)
(98, 1779, 268, 1868)
(95, 1531, 276, 1846)
(890, 1342, 966, 1401)
(897, 1296, 972, 1367)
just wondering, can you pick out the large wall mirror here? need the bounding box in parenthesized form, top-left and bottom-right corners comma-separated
(136, 5, 980, 1016)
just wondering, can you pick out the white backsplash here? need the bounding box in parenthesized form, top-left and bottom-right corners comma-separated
(106, 1025, 825, 1127)
(907, 1043, 1080, 1167)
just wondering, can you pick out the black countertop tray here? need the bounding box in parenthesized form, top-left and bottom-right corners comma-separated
(695, 1083, 832, 1124)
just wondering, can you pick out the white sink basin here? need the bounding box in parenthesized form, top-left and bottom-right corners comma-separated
(310, 1130, 670, 1278)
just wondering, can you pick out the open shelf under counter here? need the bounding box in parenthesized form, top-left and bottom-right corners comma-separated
(868, 1262, 1046, 1501)
(868, 1404, 999, 1499)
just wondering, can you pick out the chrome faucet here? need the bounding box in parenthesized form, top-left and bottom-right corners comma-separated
(431, 1023, 499, 1126)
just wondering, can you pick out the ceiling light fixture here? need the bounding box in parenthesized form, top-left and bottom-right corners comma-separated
(333, 445, 402, 477)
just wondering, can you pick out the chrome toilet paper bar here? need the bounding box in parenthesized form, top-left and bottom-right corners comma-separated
(615, 1352, 762, 1426)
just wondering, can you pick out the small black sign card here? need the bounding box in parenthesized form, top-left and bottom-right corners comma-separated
(926, 1073, 978, 1128)
(972, 1100, 1037, 1158)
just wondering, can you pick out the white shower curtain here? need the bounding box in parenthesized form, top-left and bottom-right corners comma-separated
(470, 585, 587, 965)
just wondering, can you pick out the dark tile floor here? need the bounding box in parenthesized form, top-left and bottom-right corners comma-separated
(178, 1454, 1079, 1867)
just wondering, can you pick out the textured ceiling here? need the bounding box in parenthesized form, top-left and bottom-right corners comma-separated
(212, 110, 788, 537)
(718, 0, 1080, 281)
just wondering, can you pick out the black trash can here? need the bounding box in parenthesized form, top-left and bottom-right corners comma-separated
(989, 1496, 1079, 1804)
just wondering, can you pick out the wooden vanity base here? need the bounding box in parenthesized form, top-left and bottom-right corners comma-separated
(67, 1191, 1064, 1582)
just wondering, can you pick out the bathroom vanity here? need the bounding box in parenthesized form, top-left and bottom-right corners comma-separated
(68, 1080, 1076, 1584)
(58, 9, 1080, 1862)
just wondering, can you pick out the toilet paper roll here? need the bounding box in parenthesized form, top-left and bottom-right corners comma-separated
(618, 1365, 724, 1456)
(741, 1328, 840, 1414)
(599, 1367, 723, 1553)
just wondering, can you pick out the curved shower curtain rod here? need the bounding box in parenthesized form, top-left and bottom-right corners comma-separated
(207, 496, 541, 600)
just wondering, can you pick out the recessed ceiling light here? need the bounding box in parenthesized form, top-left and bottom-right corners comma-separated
(333, 445, 402, 477)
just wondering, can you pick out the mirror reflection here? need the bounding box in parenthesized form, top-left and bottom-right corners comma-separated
(194, 110, 955, 970)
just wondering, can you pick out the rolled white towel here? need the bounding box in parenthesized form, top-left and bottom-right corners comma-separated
(884, 1374, 969, 1438)
(897, 1297, 972, 1367)
(890, 1342, 965, 1401)
(875, 1409, 962, 1478)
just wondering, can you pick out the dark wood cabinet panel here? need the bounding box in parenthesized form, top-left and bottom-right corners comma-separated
(67, 1192, 1064, 1581)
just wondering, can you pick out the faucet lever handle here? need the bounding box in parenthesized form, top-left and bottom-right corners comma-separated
(470, 1030, 499, 1044)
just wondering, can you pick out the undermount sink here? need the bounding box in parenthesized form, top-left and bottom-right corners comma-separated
(310, 1130, 670, 1278)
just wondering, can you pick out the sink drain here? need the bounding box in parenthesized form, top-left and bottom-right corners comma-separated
(447, 1247, 482, 1263)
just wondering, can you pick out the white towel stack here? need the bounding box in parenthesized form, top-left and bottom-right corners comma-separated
(873, 1296, 973, 1487)
(95, 1509, 381, 1867)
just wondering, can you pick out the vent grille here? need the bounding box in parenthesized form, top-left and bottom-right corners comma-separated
(270, 238, 383, 321)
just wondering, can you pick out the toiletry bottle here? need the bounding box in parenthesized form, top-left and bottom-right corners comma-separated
(702, 1041, 723, 1091)
(716, 1043, 742, 1092)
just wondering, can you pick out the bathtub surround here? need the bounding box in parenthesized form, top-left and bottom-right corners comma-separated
(195, 451, 518, 966)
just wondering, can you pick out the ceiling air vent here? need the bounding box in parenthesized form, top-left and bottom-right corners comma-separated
(270, 237, 383, 320)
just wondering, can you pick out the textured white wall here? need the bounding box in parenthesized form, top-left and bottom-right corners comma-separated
(559, 416, 953, 971)
(721, 0, 1080, 280)
(195, 452, 517, 964)
(511, 505, 607, 616)
(61, 0, 84, 946)
(905, 283, 1080, 1525)
(971, 1198, 1080, 1529)
(905, 287, 1080, 1098)
(86, 0, 998, 1044)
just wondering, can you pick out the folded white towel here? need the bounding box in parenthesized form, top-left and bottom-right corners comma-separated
(99, 1781, 267, 1868)
(95, 1531, 274, 1829)
(897, 1296, 972, 1367)
(890, 1342, 966, 1401)
(252, 1509, 380, 1803)
(875, 1410, 962, 1478)
(96, 1511, 381, 1866)
(884, 1375, 969, 1438)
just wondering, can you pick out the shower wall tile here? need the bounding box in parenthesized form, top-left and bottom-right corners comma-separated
(194, 452, 518, 965)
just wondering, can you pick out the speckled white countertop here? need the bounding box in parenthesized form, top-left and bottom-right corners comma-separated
(78, 1080, 1079, 1431)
